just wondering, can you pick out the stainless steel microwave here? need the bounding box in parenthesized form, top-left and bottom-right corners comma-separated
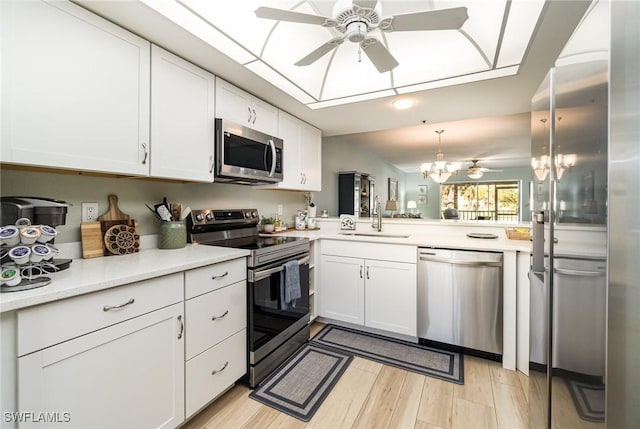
(215, 118, 283, 184)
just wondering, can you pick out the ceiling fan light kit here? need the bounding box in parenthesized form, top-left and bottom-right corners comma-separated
(466, 159, 503, 179)
(254, 0, 468, 73)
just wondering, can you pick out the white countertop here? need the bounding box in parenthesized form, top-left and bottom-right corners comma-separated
(0, 245, 249, 313)
(275, 218, 606, 259)
(263, 228, 532, 252)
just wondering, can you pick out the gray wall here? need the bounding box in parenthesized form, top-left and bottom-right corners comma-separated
(314, 136, 406, 216)
(0, 169, 307, 243)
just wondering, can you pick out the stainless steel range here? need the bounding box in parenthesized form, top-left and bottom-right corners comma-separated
(186, 209, 310, 387)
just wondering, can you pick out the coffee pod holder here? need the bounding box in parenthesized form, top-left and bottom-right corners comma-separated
(1, 219, 60, 293)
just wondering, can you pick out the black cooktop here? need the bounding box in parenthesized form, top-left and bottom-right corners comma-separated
(202, 235, 306, 251)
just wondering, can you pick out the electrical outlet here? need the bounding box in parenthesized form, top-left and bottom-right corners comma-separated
(82, 202, 99, 222)
(277, 204, 283, 216)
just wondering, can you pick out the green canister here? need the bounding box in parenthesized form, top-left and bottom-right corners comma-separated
(158, 221, 186, 249)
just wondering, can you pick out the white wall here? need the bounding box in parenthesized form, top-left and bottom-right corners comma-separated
(1, 169, 308, 243)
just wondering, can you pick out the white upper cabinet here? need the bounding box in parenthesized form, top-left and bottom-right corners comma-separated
(150, 45, 215, 182)
(299, 120, 322, 191)
(0, 0, 151, 176)
(266, 111, 322, 191)
(215, 78, 278, 135)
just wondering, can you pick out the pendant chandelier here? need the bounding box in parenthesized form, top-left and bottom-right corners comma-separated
(531, 118, 577, 181)
(420, 129, 461, 184)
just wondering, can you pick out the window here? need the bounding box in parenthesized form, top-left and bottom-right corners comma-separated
(440, 181, 520, 221)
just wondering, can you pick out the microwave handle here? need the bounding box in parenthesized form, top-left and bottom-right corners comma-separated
(268, 139, 276, 177)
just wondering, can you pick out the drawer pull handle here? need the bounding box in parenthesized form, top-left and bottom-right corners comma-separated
(212, 361, 229, 375)
(177, 315, 184, 339)
(103, 298, 135, 312)
(211, 310, 229, 321)
(212, 271, 229, 280)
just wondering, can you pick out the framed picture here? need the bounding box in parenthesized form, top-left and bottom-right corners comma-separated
(388, 178, 398, 201)
(417, 185, 428, 205)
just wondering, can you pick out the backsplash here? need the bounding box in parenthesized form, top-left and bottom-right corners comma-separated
(1, 169, 308, 243)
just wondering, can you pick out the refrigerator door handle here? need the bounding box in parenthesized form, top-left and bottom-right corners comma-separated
(532, 212, 545, 274)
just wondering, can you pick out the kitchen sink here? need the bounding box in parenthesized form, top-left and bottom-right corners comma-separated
(339, 232, 411, 238)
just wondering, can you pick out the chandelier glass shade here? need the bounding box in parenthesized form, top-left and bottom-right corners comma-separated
(420, 130, 461, 184)
(531, 118, 577, 181)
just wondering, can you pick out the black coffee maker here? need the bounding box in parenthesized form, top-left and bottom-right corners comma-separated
(1, 196, 69, 226)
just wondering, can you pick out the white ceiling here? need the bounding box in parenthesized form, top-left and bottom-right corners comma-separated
(77, 0, 592, 172)
(168, 0, 544, 109)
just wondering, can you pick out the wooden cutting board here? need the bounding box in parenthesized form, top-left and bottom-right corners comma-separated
(98, 194, 130, 221)
(81, 221, 104, 259)
(81, 219, 140, 258)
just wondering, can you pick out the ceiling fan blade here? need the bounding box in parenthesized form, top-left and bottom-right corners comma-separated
(255, 7, 333, 26)
(295, 37, 344, 66)
(352, 0, 378, 9)
(361, 38, 398, 73)
(380, 7, 468, 32)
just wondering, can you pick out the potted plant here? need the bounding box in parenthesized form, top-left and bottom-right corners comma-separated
(260, 216, 275, 233)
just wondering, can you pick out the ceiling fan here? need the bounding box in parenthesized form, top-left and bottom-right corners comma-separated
(255, 0, 468, 73)
(467, 160, 503, 179)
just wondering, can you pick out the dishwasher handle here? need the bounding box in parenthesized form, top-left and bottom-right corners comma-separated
(419, 254, 502, 267)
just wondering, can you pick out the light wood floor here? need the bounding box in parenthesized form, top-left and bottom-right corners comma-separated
(182, 323, 593, 429)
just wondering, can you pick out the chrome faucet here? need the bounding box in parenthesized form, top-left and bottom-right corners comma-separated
(372, 195, 382, 232)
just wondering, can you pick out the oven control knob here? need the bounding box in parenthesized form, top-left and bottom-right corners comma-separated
(252, 211, 258, 218)
(205, 212, 214, 221)
(245, 211, 251, 218)
(195, 213, 204, 222)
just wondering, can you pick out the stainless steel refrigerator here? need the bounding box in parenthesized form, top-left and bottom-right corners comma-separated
(529, 1, 609, 427)
(607, 1, 640, 427)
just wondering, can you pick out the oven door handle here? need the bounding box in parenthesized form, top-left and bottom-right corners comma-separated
(252, 255, 310, 282)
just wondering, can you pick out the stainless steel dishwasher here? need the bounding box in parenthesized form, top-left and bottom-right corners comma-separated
(418, 248, 503, 355)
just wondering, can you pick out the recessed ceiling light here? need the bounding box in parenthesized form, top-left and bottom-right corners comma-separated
(392, 99, 413, 110)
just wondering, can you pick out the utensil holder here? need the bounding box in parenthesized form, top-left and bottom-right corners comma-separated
(158, 221, 186, 249)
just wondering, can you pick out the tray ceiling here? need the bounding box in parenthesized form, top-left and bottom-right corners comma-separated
(142, 0, 545, 109)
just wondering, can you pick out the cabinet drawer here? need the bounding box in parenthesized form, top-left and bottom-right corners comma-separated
(322, 240, 417, 263)
(185, 258, 246, 299)
(186, 329, 246, 418)
(17, 273, 183, 356)
(185, 280, 247, 360)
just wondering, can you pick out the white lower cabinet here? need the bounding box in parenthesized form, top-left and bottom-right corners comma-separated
(184, 265, 247, 419)
(18, 303, 185, 429)
(364, 259, 417, 336)
(320, 242, 417, 337)
(320, 255, 365, 325)
(185, 329, 246, 418)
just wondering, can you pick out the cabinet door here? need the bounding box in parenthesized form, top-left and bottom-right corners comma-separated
(214, 78, 278, 135)
(275, 110, 302, 189)
(150, 45, 214, 182)
(251, 96, 279, 135)
(320, 255, 364, 325)
(18, 303, 185, 429)
(215, 78, 253, 127)
(365, 260, 417, 336)
(299, 122, 322, 191)
(1, 0, 150, 175)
